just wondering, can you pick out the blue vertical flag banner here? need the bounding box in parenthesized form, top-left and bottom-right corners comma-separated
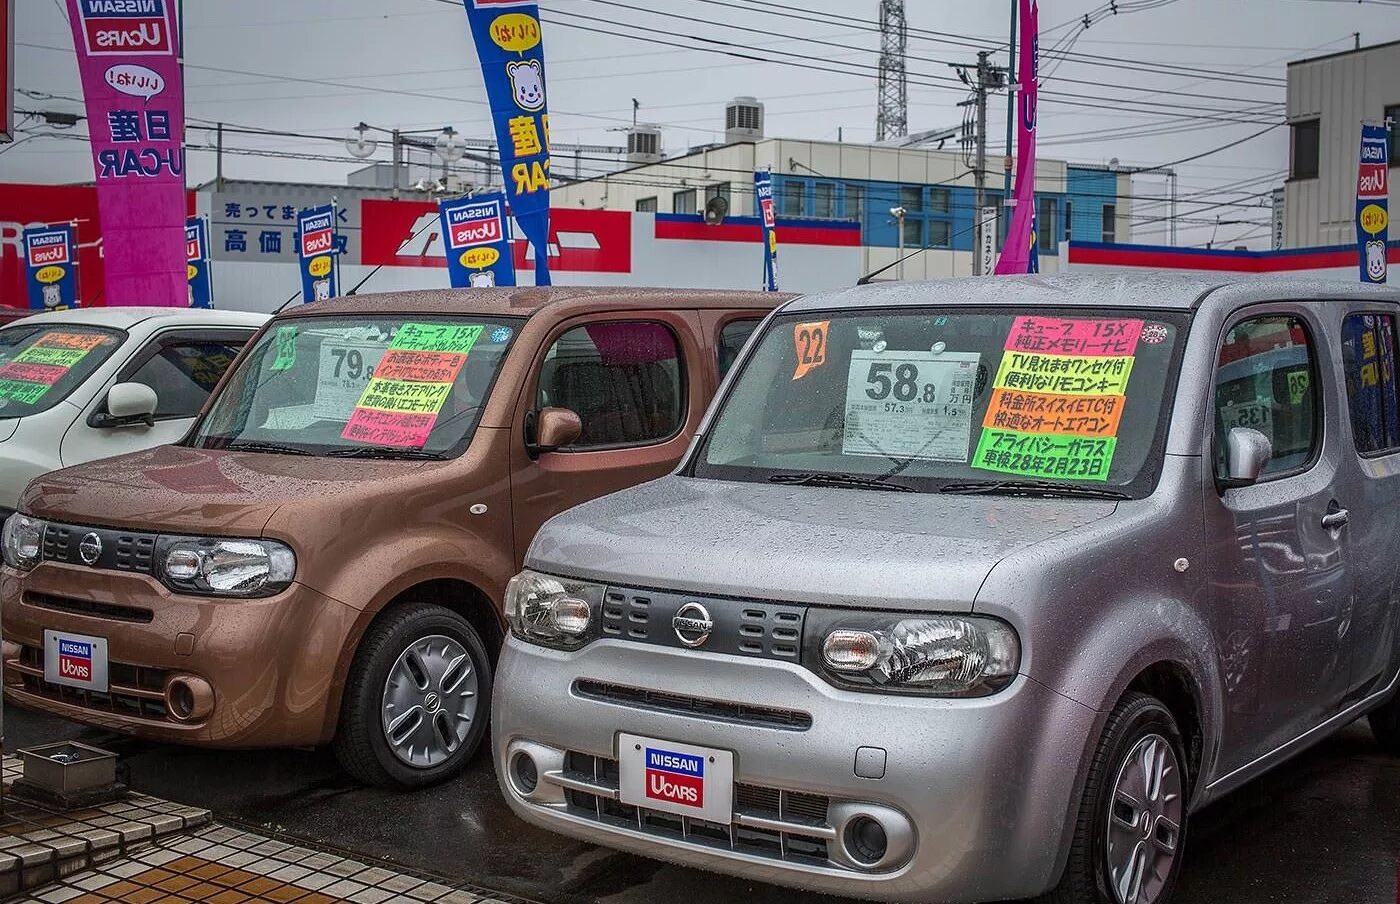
(23, 224, 79, 310)
(460, 0, 551, 285)
(1357, 123, 1389, 284)
(296, 204, 339, 303)
(754, 170, 779, 292)
(186, 216, 214, 308)
(439, 194, 516, 288)
(1028, 213, 1040, 274)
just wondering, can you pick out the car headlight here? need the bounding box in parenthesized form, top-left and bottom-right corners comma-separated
(156, 537, 296, 597)
(505, 569, 604, 650)
(1, 513, 45, 571)
(810, 613, 1020, 697)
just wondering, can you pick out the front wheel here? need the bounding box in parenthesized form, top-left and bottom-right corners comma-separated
(1038, 692, 1189, 904)
(332, 602, 492, 789)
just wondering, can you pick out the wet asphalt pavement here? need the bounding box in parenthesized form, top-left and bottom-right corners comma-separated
(6, 706, 1399, 904)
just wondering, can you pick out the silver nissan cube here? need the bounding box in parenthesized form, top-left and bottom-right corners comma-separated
(492, 275, 1400, 904)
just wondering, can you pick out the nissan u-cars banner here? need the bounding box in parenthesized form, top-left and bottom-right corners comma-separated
(296, 205, 339, 303)
(186, 215, 212, 307)
(439, 194, 516, 288)
(65, 0, 186, 306)
(23, 223, 79, 310)
(1357, 122, 1389, 285)
(995, 0, 1039, 276)
(459, 0, 552, 285)
(754, 171, 779, 292)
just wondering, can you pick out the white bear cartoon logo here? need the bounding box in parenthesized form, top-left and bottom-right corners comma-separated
(42, 283, 62, 310)
(1367, 240, 1388, 282)
(506, 60, 545, 112)
(469, 270, 496, 288)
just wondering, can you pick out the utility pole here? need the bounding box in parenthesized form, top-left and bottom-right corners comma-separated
(875, 0, 908, 141)
(961, 52, 1004, 276)
(1003, 0, 1017, 230)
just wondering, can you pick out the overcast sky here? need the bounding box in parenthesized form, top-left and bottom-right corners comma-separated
(4, 0, 1399, 249)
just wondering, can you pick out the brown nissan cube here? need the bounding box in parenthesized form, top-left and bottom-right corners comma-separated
(0, 287, 784, 787)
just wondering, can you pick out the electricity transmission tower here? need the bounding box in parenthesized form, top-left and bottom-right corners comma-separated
(875, 0, 908, 141)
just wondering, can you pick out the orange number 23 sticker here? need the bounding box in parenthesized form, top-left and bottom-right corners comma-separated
(792, 320, 830, 380)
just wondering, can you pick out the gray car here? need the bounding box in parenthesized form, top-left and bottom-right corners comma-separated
(491, 275, 1400, 904)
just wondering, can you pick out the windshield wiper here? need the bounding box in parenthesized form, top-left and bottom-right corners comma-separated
(222, 441, 313, 456)
(939, 479, 1129, 500)
(767, 472, 914, 492)
(325, 446, 449, 460)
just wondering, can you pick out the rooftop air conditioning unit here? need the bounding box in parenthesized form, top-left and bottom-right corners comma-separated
(725, 97, 764, 143)
(627, 126, 663, 164)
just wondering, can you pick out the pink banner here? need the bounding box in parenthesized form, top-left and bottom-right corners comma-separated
(65, 0, 186, 306)
(995, 0, 1038, 275)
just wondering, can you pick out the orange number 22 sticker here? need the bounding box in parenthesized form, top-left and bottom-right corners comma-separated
(792, 320, 830, 380)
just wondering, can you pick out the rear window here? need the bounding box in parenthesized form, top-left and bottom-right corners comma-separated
(0, 324, 125, 418)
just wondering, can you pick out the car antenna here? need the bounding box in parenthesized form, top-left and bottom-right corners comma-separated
(270, 290, 302, 315)
(346, 208, 448, 297)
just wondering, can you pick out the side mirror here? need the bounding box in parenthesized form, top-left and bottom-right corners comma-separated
(528, 406, 582, 456)
(94, 382, 157, 428)
(1221, 427, 1272, 488)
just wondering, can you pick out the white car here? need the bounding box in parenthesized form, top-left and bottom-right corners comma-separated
(0, 307, 267, 519)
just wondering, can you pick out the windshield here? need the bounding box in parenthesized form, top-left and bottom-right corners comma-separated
(696, 307, 1190, 496)
(190, 315, 521, 457)
(0, 324, 125, 418)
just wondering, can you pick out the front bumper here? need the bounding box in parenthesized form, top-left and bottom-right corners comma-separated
(1, 561, 359, 748)
(493, 636, 1097, 903)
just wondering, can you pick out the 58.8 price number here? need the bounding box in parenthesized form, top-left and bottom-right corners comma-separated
(865, 362, 939, 405)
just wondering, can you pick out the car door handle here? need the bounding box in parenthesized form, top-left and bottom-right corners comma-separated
(1321, 509, 1350, 530)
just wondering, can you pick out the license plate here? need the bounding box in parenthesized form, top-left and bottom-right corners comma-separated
(43, 630, 109, 692)
(618, 733, 734, 824)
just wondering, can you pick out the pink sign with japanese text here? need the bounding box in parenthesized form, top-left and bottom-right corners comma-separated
(65, 0, 186, 306)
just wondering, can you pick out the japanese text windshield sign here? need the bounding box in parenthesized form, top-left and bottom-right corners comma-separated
(1357, 123, 1389, 284)
(754, 170, 779, 291)
(994, 0, 1038, 275)
(23, 224, 78, 310)
(296, 205, 339, 304)
(65, 0, 186, 306)
(439, 194, 515, 287)
(459, 0, 552, 285)
(186, 215, 212, 307)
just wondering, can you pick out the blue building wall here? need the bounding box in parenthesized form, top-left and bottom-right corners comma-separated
(1065, 168, 1119, 244)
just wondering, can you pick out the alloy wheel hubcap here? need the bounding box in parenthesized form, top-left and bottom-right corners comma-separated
(1106, 733, 1183, 904)
(381, 634, 478, 768)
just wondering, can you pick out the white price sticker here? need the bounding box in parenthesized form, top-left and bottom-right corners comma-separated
(842, 350, 981, 463)
(314, 340, 387, 420)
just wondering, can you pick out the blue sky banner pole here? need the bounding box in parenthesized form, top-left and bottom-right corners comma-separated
(754, 170, 779, 291)
(186, 215, 214, 307)
(460, 0, 552, 286)
(23, 223, 79, 310)
(1357, 122, 1389, 284)
(439, 194, 516, 287)
(297, 204, 339, 303)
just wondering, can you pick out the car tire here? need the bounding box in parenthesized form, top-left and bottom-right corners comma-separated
(1367, 690, 1400, 753)
(332, 602, 492, 789)
(1037, 692, 1189, 904)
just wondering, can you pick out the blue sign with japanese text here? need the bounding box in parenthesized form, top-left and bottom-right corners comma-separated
(1357, 123, 1389, 284)
(296, 204, 339, 303)
(439, 194, 516, 288)
(459, 0, 551, 285)
(753, 171, 779, 292)
(186, 216, 213, 308)
(23, 224, 79, 310)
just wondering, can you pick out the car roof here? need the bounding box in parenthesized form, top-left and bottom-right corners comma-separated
(275, 286, 794, 323)
(3, 307, 268, 330)
(780, 273, 1400, 314)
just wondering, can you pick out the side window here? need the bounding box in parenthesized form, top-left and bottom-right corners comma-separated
(535, 322, 684, 449)
(1215, 315, 1318, 478)
(127, 338, 248, 419)
(718, 319, 761, 378)
(1341, 312, 1400, 455)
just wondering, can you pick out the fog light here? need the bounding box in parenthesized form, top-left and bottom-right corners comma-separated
(823, 630, 880, 672)
(844, 815, 888, 866)
(512, 751, 539, 795)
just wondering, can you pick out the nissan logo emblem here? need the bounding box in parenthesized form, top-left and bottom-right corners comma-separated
(78, 532, 103, 566)
(672, 602, 714, 648)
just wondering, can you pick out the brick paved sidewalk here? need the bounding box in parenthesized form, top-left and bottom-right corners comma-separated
(18, 822, 523, 904)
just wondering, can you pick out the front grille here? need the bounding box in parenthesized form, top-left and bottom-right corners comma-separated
(9, 644, 171, 722)
(558, 752, 832, 865)
(573, 679, 812, 731)
(600, 587, 805, 660)
(41, 522, 157, 574)
(24, 592, 153, 624)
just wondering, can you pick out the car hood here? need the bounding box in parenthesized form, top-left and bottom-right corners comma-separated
(527, 475, 1118, 612)
(0, 419, 18, 443)
(19, 444, 424, 536)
